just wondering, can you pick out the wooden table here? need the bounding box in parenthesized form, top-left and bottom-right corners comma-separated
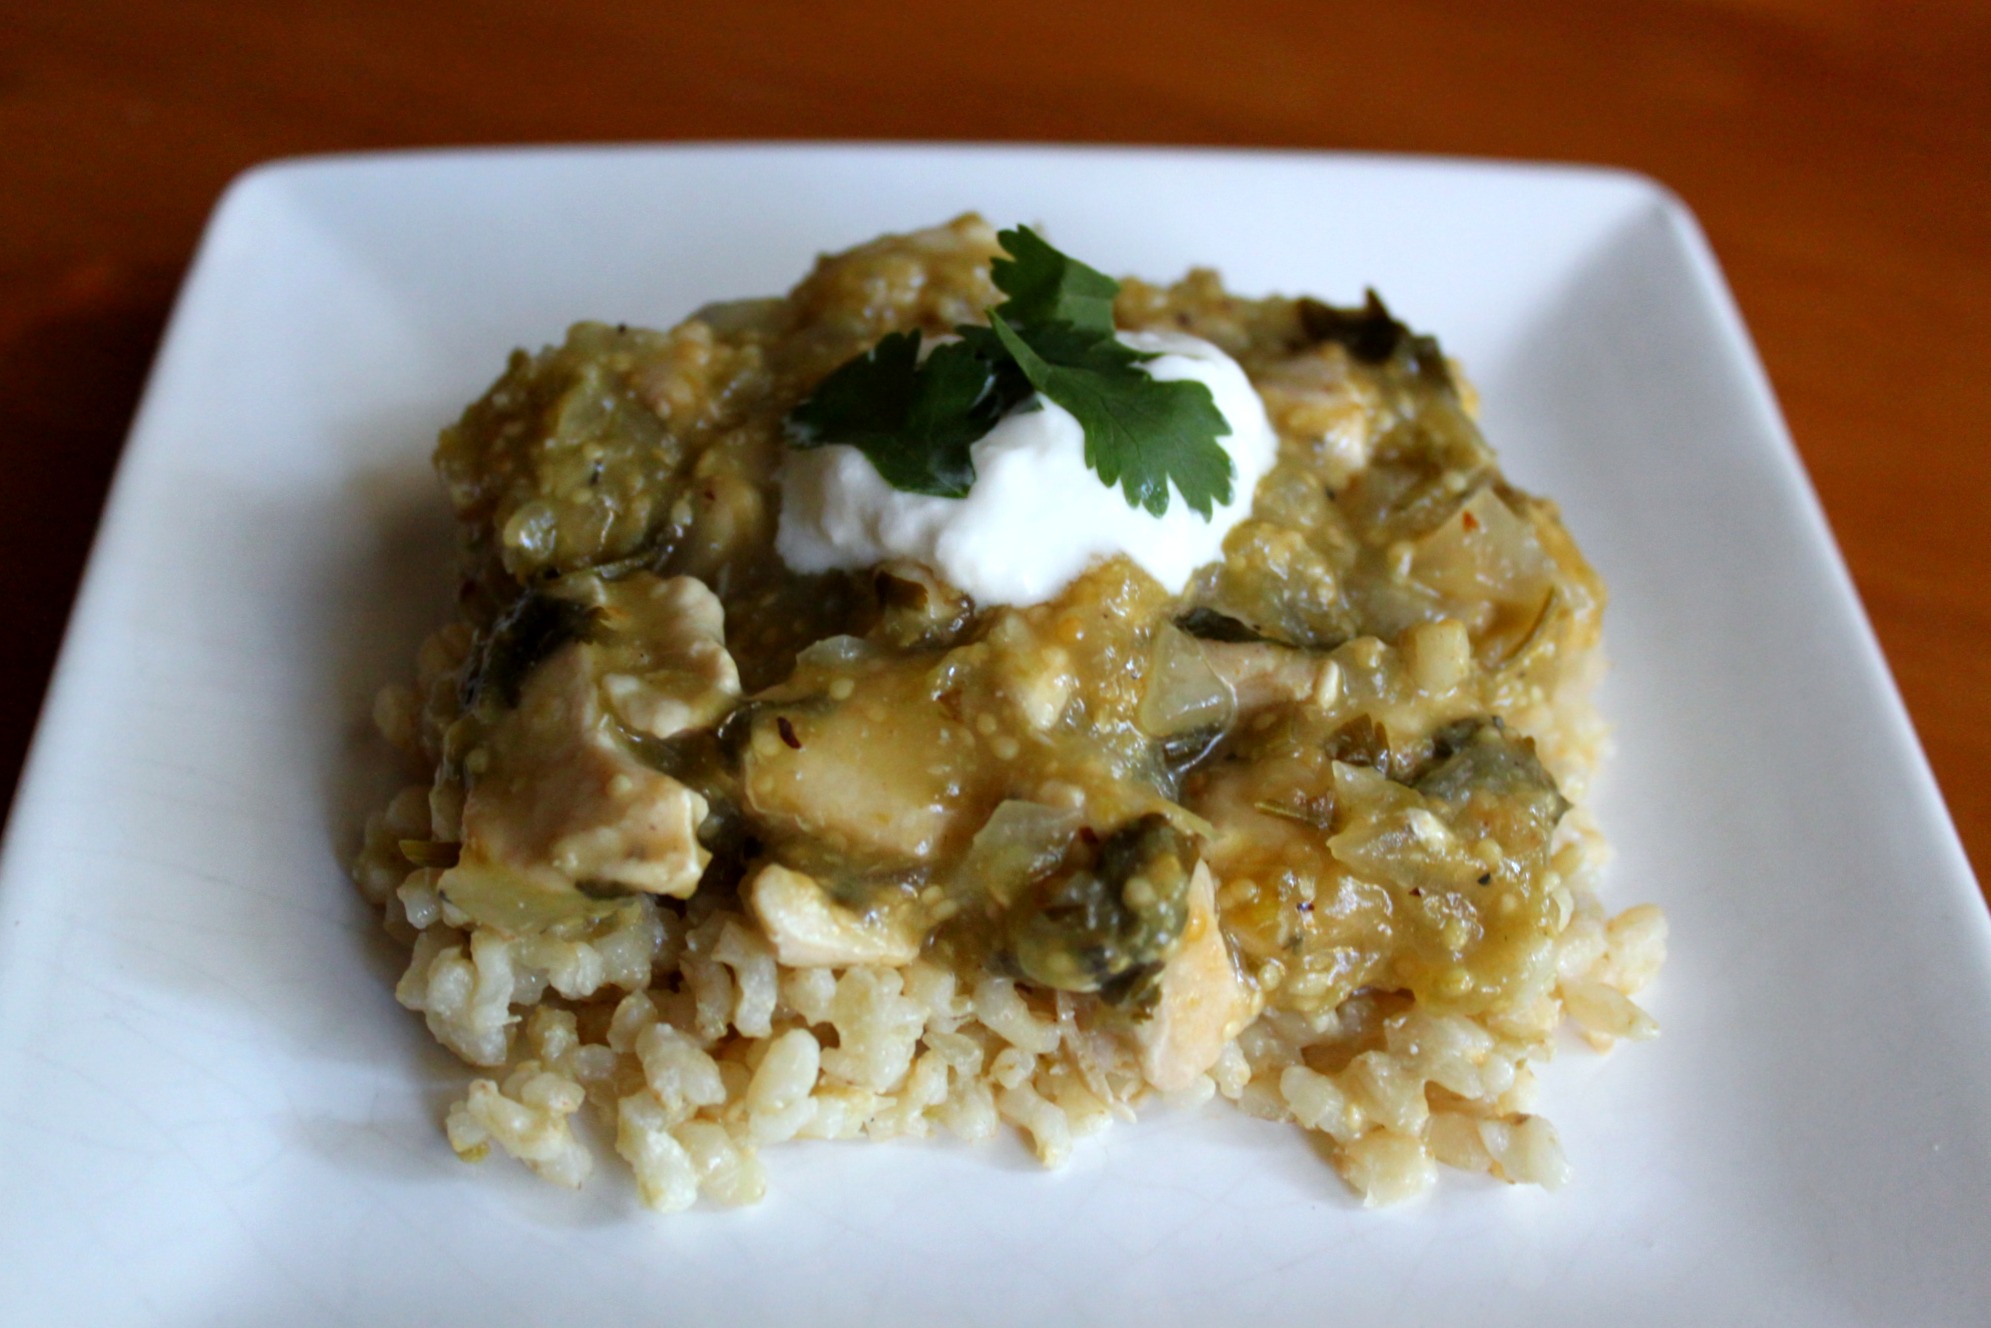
(4, 0, 1986, 898)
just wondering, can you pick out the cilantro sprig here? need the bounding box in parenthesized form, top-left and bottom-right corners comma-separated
(784, 227, 1235, 518)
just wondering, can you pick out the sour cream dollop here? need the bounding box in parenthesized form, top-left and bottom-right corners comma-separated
(775, 330, 1276, 606)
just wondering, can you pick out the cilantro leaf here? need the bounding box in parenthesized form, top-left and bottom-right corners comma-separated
(785, 330, 1001, 497)
(990, 226, 1122, 338)
(902, 339, 1010, 481)
(989, 312, 1235, 518)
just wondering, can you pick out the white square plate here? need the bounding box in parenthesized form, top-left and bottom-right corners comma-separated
(2, 146, 1987, 1326)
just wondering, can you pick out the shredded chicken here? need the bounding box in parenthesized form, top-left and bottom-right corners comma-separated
(1136, 863, 1256, 1091)
(1198, 639, 1338, 713)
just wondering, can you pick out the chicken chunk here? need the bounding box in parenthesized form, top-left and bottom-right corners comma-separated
(746, 863, 921, 967)
(743, 660, 991, 867)
(590, 573, 741, 740)
(462, 645, 710, 897)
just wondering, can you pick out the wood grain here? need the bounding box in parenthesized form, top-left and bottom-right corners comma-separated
(1, 0, 1986, 896)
